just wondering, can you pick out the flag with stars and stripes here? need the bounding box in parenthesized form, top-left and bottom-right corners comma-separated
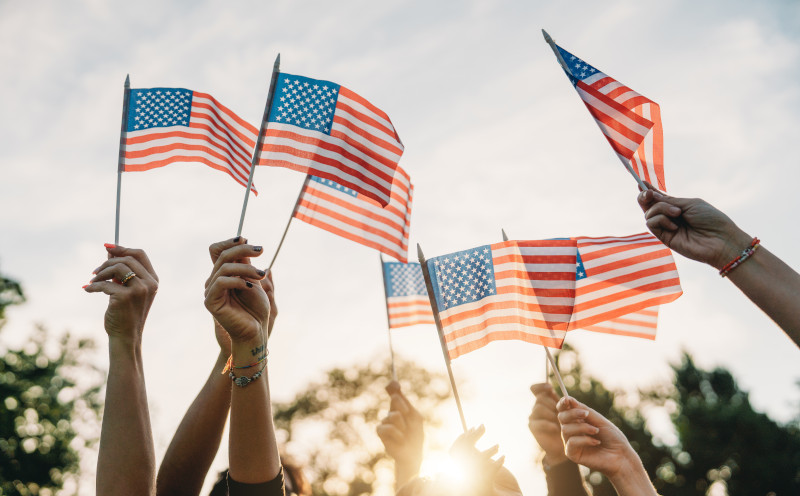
(122, 88, 258, 191)
(425, 240, 577, 359)
(382, 261, 434, 329)
(423, 234, 681, 359)
(554, 44, 666, 191)
(582, 307, 659, 340)
(293, 166, 412, 262)
(569, 233, 681, 332)
(257, 73, 404, 206)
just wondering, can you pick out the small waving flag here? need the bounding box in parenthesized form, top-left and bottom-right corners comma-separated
(257, 73, 404, 206)
(424, 240, 577, 359)
(570, 233, 681, 331)
(293, 166, 412, 262)
(382, 261, 434, 329)
(422, 234, 681, 359)
(551, 42, 665, 190)
(122, 88, 257, 191)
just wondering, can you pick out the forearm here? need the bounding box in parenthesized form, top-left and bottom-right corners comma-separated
(157, 352, 232, 496)
(228, 338, 281, 484)
(97, 338, 155, 496)
(725, 242, 800, 346)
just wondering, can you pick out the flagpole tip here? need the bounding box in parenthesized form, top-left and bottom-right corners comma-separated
(542, 29, 552, 42)
(274, 53, 281, 69)
(416, 243, 425, 262)
(501, 228, 509, 242)
(124, 74, 130, 87)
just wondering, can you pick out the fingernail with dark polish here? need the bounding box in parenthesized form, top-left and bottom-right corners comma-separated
(233, 236, 240, 242)
(253, 246, 263, 252)
(246, 281, 253, 288)
(256, 270, 266, 277)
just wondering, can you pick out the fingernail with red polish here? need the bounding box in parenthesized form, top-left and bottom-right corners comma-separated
(104, 243, 116, 249)
(82, 284, 89, 289)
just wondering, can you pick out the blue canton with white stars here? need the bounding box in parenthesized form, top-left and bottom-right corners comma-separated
(269, 73, 339, 135)
(310, 176, 358, 198)
(428, 246, 496, 310)
(575, 249, 587, 280)
(127, 88, 192, 132)
(384, 262, 428, 297)
(556, 46, 601, 84)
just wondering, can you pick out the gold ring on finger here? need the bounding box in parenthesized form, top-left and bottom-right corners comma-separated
(120, 271, 137, 285)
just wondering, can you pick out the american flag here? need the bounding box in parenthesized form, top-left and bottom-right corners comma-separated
(382, 261, 434, 329)
(122, 87, 258, 191)
(582, 307, 659, 340)
(257, 73, 404, 206)
(292, 166, 413, 262)
(555, 44, 666, 191)
(425, 240, 576, 360)
(569, 233, 681, 331)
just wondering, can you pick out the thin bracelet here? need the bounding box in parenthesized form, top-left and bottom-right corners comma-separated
(720, 237, 760, 277)
(230, 361, 267, 388)
(221, 350, 269, 375)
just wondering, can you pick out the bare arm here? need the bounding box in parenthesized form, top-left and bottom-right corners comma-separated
(86, 244, 159, 496)
(639, 188, 800, 346)
(156, 351, 231, 496)
(204, 240, 281, 484)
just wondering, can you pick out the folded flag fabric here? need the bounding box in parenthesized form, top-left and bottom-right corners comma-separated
(122, 87, 258, 192)
(570, 233, 681, 331)
(553, 43, 666, 191)
(424, 240, 577, 359)
(582, 307, 659, 340)
(382, 261, 434, 329)
(257, 73, 404, 206)
(422, 233, 681, 359)
(293, 166, 413, 262)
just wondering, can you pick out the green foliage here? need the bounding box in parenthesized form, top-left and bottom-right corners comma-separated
(0, 273, 25, 321)
(272, 357, 450, 496)
(0, 326, 103, 495)
(555, 346, 800, 496)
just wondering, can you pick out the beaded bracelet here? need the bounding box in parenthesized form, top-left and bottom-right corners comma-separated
(719, 237, 760, 278)
(230, 361, 267, 388)
(221, 350, 269, 375)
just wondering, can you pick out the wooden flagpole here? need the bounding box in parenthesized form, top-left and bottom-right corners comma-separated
(417, 243, 468, 432)
(237, 54, 281, 237)
(267, 177, 306, 270)
(501, 228, 569, 398)
(114, 74, 131, 245)
(541, 29, 648, 192)
(379, 253, 398, 381)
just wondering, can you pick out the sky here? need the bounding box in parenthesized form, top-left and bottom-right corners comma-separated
(2, 0, 800, 494)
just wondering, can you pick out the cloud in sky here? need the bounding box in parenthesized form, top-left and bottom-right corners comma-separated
(1, 0, 799, 493)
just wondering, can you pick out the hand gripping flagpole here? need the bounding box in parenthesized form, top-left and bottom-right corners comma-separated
(237, 54, 281, 237)
(417, 244, 468, 433)
(501, 228, 569, 399)
(114, 74, 131, 245)
(379, 253, 398, 381)
(541, 29, 648, 192)
(266, 177, 306, 270)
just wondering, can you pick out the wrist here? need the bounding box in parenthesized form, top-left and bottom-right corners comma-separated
(230, 338, 267, 363)
(607, 449, 657, 495)
(542, 452, 569, 468)
(711, 227, 752, 270)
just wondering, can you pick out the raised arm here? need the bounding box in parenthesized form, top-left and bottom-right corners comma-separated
(376, 380, 424, 490)
(85, 244, 159, 496)
(529, 383, 590, 496)
(156, 238, 278, 495)
(557, 396, 656, 496)
(203, 240, 282, 487)
(638, 187, 800, 346)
